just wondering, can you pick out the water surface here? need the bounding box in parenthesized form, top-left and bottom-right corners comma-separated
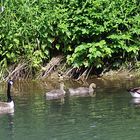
(0, 78, 140, 140)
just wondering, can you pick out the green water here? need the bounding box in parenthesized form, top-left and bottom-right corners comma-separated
(0, 78, 140, 140)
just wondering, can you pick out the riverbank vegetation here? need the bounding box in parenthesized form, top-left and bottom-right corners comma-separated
(0, 0, 140, 81)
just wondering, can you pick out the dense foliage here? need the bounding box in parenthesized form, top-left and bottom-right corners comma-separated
(0, 0, 140, 78)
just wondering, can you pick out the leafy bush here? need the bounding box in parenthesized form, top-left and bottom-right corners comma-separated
(0, 0, 140, 78)
(66, 0, 140, 68)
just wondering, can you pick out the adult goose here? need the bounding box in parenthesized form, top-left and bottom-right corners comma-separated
(46, 83, 65, 101)
(69, 83, 96, 97)
(0, 80, 14, 114)
(127, 87, 140, 98)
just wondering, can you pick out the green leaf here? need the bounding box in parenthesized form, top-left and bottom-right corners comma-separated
(56, 44, 60, 50)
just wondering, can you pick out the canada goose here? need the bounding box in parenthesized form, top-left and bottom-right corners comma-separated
(0, 80, 14, 114)
(46, 83, 65, 100)
(69, 83, 96, 97)
(127, 87, 140, 98)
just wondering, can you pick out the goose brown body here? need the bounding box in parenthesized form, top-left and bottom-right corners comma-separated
(0, 101, 14, 114)
(0, 80, 14, 114)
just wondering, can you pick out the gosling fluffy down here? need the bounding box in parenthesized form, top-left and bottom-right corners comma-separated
(46, 83, 65, 100)
(69, 83, 96, 97)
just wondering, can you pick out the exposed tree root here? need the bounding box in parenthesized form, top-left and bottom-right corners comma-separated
(3, 55, 136, 82)
(64, 66, 94, 81)
(5, 61, 32, 81)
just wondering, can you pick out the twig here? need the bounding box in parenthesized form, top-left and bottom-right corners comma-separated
(86, 66, 93, 79)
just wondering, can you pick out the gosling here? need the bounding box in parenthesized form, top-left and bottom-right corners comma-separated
(46, 83, 65, 100)
(69, 83, 96, 97)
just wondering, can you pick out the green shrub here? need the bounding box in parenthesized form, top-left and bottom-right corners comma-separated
(0, 0, 140, 78)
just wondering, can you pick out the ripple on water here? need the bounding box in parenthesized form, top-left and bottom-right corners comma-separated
(1, 80, 140, 140)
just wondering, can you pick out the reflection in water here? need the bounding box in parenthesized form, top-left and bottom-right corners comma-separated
(131, 98, 140, 107)
(2, 79, 140, 140)
(0, 113, 14, 140)
(7, 113, 15, 140)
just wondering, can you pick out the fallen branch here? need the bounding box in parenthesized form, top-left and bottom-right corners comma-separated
(37, 55, 64, 79)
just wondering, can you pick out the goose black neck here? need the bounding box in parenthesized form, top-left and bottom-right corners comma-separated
(7, 82, 13, 102)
